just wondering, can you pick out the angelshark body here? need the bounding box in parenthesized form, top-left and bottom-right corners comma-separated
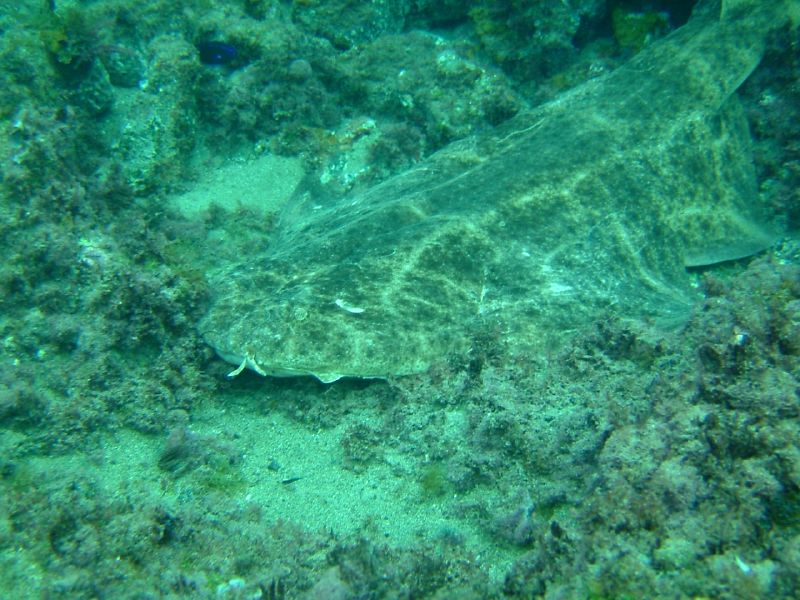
(200, 0, 797, 383)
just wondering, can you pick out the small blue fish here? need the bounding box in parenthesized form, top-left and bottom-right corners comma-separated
(197, 41, 237, 66)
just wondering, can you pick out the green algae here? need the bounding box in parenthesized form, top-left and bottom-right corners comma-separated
(612, 8, 669, 51)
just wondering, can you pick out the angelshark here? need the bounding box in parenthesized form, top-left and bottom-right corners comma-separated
(200, 0, 797, 383)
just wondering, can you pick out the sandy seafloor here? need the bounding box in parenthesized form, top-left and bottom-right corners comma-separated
(1, 0, 800, 598)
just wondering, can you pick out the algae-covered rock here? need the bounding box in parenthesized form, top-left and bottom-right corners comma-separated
(291, 0, 411, 49)
(612, 8, 670, 51)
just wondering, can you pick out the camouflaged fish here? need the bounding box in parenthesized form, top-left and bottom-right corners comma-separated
(200, 0, 796, 383)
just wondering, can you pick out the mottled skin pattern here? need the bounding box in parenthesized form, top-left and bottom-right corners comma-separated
(200, 0, 793, 382)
